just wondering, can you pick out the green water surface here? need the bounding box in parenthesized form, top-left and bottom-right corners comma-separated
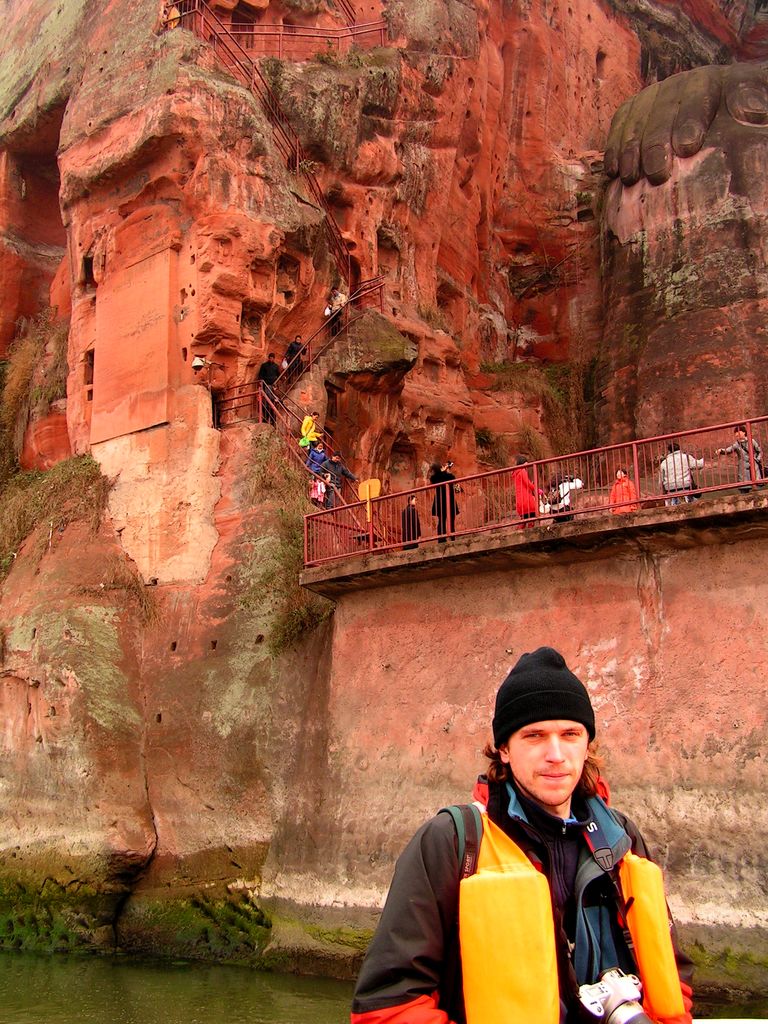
(0, 954, 354, 1024)
(0, 952, 766, 1022)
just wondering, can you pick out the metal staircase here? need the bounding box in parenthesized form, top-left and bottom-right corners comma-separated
(163, 0, 352, 285)
(273, 275, 384, 395)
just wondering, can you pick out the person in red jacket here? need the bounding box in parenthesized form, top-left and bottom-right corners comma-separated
(512, 454, 540, 526)
(609, 467, 639, 514)
(351, 647, 693, 1024)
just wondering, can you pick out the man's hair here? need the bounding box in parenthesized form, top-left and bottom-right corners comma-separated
(312, 410, 319, 416)
(482, 739, 605, 798)
(295, 334, 301, 341)
(268, 352, 275, 358)
(515, 455, 528, 466)
(735, 424, 746, 434)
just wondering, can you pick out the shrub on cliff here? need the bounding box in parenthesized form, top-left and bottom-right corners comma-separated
(480, 359, 597, 456)
(239, 431, 332, 654)
(0, 456, 110, 582)
(0, 308, 68, 485)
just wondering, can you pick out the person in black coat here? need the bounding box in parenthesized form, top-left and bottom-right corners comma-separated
(283, 335, 304, 387)
(401, 495, 422, 550)
(429, 462, 458, 542)
(257, 352, 281, 424)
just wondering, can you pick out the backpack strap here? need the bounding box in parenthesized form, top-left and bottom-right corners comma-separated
(440, 803, 483, 880)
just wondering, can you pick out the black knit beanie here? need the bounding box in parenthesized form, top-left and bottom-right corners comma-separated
(492, 647, 595, 746)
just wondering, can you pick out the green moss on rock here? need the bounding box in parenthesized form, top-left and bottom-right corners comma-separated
(117, 892, 272, 963)
(688, 940, 768, 996)
(0, 874, 112, 953)
(339, 310, 418, 375)
(31, 607, 140, 732)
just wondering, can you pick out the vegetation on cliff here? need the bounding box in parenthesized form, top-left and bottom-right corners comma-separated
(239, 431, 332, 654)
(0, 456, 110, 582)
(480, 359, 599, 456)
(0, 308, 67, 485)
(0, 310, 108, 581)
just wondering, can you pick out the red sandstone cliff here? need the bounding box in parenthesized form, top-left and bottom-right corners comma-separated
(1, 0, 767, 989)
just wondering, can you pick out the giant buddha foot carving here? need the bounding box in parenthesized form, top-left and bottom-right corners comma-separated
(598, 62, 768, 442)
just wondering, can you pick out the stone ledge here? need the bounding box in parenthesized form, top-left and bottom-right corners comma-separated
(301, 492, 768, 597)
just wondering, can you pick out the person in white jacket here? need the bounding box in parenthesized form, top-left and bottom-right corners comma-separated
(659, 442, 704, 505)
(548, 474, 584, 522)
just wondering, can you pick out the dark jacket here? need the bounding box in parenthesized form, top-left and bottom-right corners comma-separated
(320, 456, 357, 489)
(401, 504, 421, 547)
(285, 340, 303, 363)
(257, 359, 281, 386)
(429, 470, 457, 519)
(351, 779, 692, 1024)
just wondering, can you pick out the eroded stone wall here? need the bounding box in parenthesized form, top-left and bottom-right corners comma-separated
(274, 516, 768, 993)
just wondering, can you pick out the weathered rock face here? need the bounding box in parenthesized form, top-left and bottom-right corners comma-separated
(0, 426, 332, 963)
(2, 0, 768, 996)
(599, 61, 768, 441)
(289, 506, 768, 994)
(7, 0, 764, 482)
(267, 0, 645, 464)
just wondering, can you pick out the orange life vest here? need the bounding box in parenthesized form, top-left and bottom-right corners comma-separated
(459, 814, 688, 1024)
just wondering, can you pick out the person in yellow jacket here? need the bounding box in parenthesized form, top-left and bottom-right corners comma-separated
(300, 410, 321, 449)
(351, 647, 694, 1024)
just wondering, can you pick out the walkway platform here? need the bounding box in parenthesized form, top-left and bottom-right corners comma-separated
(300, 491, 768, 598)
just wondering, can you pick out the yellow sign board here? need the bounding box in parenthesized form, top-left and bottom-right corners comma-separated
(358, 478, 381, 522)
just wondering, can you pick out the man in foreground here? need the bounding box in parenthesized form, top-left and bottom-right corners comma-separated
(351, 647, 693, 1024)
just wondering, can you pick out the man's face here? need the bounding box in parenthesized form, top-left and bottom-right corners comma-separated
(499, 720, 589, 818)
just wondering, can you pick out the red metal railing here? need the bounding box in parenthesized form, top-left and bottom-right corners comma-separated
(273, 275, 384, 393)
(335, 0, 358, 24)
(304, 416, 768, 566)
(163, 0, 352, 285)
(226, 21, 387, 60)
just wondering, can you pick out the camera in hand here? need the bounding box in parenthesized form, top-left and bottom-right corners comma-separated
(578, 969, 652, 1024)
(445, 461, 454, 469)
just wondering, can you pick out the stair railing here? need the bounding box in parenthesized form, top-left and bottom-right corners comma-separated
(163, 0, 351, 285)
(273, 276, 385, 394)
(215, 382, 359, 505)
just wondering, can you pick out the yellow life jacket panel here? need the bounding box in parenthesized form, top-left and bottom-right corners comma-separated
(618, 852, 687, 1023)
(459, 814, 560, 1024)
(459, 814, 685, 1024)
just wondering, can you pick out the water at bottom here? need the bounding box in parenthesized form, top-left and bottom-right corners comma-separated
(0, 953, 354, 1024)
(1, 952, 765, 1022)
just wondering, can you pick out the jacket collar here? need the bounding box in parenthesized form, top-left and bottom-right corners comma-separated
(503, 781, 631, 869)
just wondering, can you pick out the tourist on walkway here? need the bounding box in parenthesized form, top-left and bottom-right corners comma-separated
(401, 494, 422, 549)
(548, 473, 584, 522)
(300, 410, 322, 450)
(326, 285, 348, 337)
(351, 646, 694, 1024)
(309, 474, 327, 508)
(430, 461, 458, 542)
(512, 455, 539, 526)
(609, 467, 639, 514)
(716, 425, 764, 494)
(659, 442, 704, 505)
(257, 352, 281, 424)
